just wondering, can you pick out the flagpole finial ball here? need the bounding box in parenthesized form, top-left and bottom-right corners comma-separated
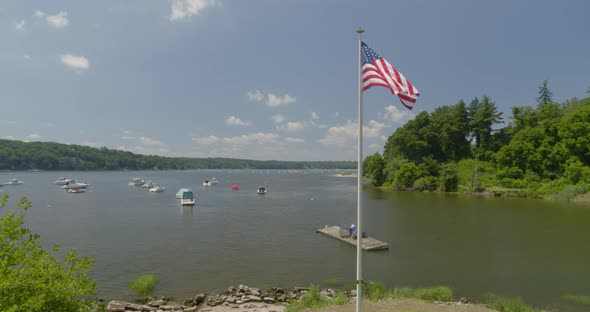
(356, 28, 364, 34)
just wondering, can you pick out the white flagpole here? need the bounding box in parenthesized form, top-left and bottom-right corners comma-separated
(355, 27, 364, 312)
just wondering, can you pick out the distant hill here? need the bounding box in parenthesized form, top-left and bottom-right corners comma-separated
(0, 139, 356, 171)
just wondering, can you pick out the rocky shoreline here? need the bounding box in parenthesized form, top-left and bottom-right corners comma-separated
(105, 284, 352, 312)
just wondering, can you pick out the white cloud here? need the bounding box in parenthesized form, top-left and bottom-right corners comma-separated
(33, 10, 46, 18)
(319, 120, 388, 145)
(266, 93, 296, 107)
(139, 136, 165, 146)
(380, 135, 388, 142)
(248, 90, 296, 107)
(4, 136, 15, 140)
(16, 20, 25, 31)
(23, 54, 32, 60)
(223, 132, 278, 145)
(248, 90, 264, 102)
(225, 115, 250, 126)
(46, 11, 69, 28)
(285, 137, 304, 143)
(383, 105, 414, 124)
(277, 121, 305, 132)
(311, 112, 320, 120)
(169, 0, 219, 22)
(60, 54, 90, 71)
(26, 133, 42, 140)
(271, 114, 285, 124)
(193, 135, 220, 144)
(368, 144, 382, 149)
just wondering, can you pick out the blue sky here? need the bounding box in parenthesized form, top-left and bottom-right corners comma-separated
(1, 0, 589, 161)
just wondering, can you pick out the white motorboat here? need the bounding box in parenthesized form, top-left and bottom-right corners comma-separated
(203, 180, 211, 187)
(5, 179, 23, 185)
(142, 180, 155, 188)
(61, 181, 88, 189)
(149, 185, 166, 193)
(181, 191, 196, 206)
(55, 177, 74, 185)
(67, 188, 86, 193)
(210, 178, 219, 185)
(257, 186, 267, 195)
(128, 177, 145, 186)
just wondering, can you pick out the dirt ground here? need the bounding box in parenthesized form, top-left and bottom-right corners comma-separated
(193, 298, 498, 312)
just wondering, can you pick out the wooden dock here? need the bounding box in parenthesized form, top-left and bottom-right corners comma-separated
(316, 226, 389, 251)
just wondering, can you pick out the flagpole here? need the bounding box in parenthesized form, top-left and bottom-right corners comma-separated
(355, 27, 364, 312)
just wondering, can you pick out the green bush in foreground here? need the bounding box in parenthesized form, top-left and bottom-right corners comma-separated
(0, 193, 97, 312)
(129, 275, 158, 297)
(364, 281, 387, 302)
(414, 286, 454, 302)
(483, 293, 537, 312)
(286, 284, 331, 312)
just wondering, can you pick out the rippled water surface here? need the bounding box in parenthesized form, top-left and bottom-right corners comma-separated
(1, 170, 589, 311)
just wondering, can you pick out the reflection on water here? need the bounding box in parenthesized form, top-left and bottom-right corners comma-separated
(0, 170, 588, 311)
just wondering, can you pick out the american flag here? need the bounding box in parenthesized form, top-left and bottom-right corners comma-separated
(361, 41, 419, 110)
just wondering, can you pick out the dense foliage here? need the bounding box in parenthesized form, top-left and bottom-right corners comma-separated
(0, 140, 355, 171)
(0, 193, 97, 311)
(365, 90, 590, 199)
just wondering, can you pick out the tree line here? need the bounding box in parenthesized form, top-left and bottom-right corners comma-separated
(363, 81, 590, 199)
(0, 140, 355, 171)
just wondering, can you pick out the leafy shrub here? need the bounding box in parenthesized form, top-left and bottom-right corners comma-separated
(0, 194, 97, 312)
(394, 162, 420, 189)
(549, 184, 588, 201)
(390, 287, 415, 299)
(286, 284, 330, 312)
(483, 293, 537, 312)
(439, 163, 459, 192)
(333, 291, 349, 305)
(364, 281, 387, 302)
(129, 275, 158, 297)
(414, 286, 453, 302)
(414, 176, 438, 191)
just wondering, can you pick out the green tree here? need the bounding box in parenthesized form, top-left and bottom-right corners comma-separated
(469, 96, 503, 153)
(0, 194, 97, 312)
(537, 79, 553, 104)
(439, 163, 459, 192)
(394, 162, 420, 189)
(363, 153, 386, 186)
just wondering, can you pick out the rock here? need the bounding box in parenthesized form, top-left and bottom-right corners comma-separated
(183, 307, 197, 312)
(277, 295, 286, 302)
(350, 290, 357, 297)
(160, 305, 182, 310)
(250, 289, 261, 296)
(194, 294, 207, 305)
(273, 287, 285, 294)
(247, 295, 262, 302)
(459, 297, 469, 304)
(182, 299, 195, 307)
(226, 296, 238, 303)
(105, 300, 157, 312)
(106, 301, 126, 312)
(149, 299, 166, 307)
(243, 304, 256, 309)
(327, 289, 336, 298)
(293, 287, 309, 293)
(236, 300, 243, 304)
(227, 286, 237, 293)
(238, 284, 246, 292)
(263, 297, 275, 304)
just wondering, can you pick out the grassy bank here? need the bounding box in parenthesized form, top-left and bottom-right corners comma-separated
(286, 283, 547, 312)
